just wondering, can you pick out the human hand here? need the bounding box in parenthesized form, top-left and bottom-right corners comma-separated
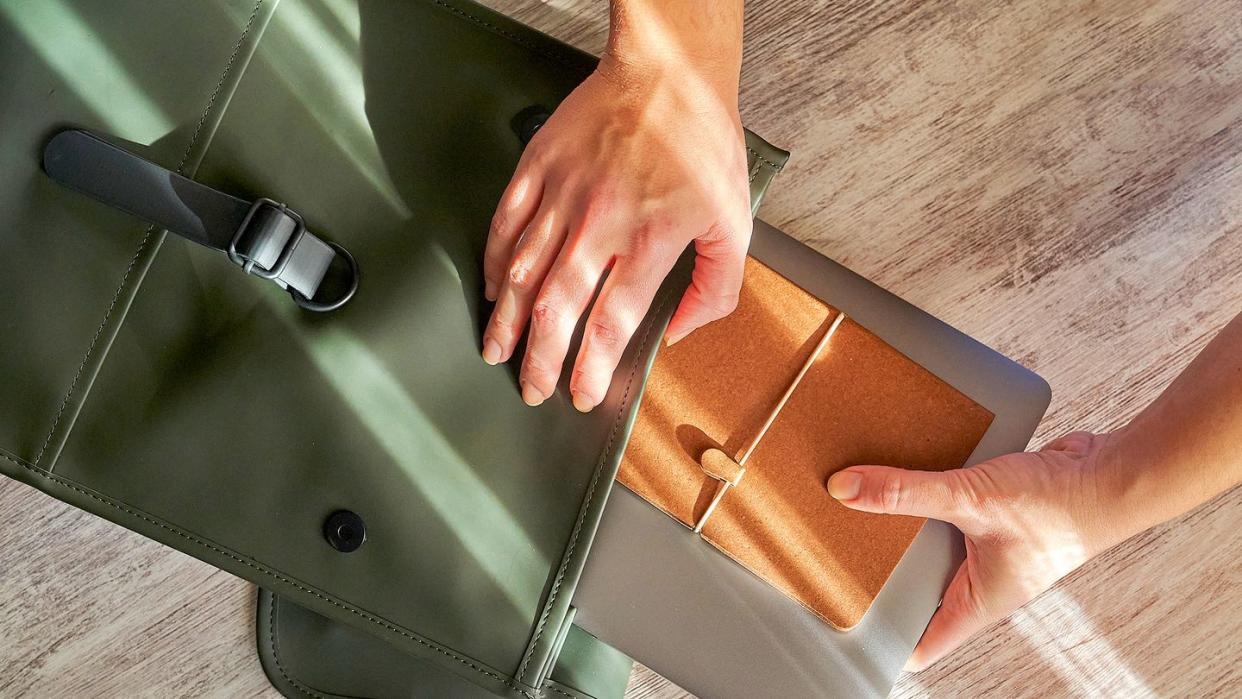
(828, 312, 1242, 672)
(481, 40, 751, 411)
(827, 431, 1132, 672)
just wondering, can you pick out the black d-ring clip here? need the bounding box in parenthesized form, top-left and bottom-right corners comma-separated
(290, 242, 359, 312)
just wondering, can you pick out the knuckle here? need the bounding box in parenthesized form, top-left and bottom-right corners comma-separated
(508, 261, 537, 292)
(586, 317, 625, 351)
(570, 366, 601, 396)
(530, 300, 563, 334)
(489, 313, 518, 336)
(630, 221, 668, 257)
(522, 141, 549, 167)
(878, 472, 905, 512)
(732, 214, 754, 238)
(949, 472, 984, 516)
(712, 291, 741, 317)
(522, 354, 550, 376)
(693, 287, 740, 320)
(490, 211, 511, 238)
(522, 353, 558, 384)
(949, 468, 1002, 534)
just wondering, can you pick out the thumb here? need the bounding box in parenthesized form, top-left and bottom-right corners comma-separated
(827, 465, 971, 525)
(664, 223, 748, 346)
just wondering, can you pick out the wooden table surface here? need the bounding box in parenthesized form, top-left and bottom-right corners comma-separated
(2, 0, 1239, 697)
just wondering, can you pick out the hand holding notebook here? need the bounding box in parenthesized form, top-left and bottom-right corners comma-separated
(828, 312, 1242, 670)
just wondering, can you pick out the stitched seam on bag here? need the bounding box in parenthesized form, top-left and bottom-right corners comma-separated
(430, 0, 576, 68)
(0, 449, 516, 693)
(33, 224, 154, 468)
(268, 599, 330, 699)
(515, 292, 669, 688)
(544, 679, 588, 699)
(746, 146, 785, 173)
(32, 0, 266, 471)
(268, 596, 592, 699)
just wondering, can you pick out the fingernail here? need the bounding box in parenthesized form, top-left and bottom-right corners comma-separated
(482, 337, 502, 365)
(484, 279, 497, 302)
(827, 471, 861, 500)
(572, 392, 596, 413)
(521, 382, 545, 407)
(664, 330, 689, 347)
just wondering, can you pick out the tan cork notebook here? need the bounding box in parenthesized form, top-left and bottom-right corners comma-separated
(618, 258, 994, 630)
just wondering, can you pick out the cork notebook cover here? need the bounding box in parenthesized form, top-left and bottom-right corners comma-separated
(617, 258, 994, 630)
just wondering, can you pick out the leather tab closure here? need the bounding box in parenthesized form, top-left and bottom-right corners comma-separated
(699, 448, 745, 486)
(43, 129, 358, 312)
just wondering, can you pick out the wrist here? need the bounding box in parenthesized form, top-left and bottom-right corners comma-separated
(598, 48, 740, 103)
(602, 2, 742, 100)
(1084, 426, 1166, 552)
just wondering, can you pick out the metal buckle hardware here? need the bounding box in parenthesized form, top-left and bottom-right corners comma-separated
(227, 197, 307, 279)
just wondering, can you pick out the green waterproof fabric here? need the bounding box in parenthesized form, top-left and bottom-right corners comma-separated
(0, 1, 788, 697)
(258, 589, 635, 699)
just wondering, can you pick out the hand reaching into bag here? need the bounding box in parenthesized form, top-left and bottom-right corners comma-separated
(828, 312, 1242, 672)
(481, 1, 752, 412)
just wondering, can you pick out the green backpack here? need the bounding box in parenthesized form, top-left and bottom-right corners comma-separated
(0, 1, 788, 696)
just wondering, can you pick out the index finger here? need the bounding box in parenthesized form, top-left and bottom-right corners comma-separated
(484, 168, 542, 301)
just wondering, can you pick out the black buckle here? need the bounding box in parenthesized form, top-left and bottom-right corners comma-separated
(227, 198, 359, 312)
(227, 197, 306, 278)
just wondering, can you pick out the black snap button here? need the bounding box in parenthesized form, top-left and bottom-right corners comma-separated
(511, 106, 551, 147)
(324, 510, 366, 553)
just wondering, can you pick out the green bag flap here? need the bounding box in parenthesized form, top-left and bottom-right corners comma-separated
(0, 0, 275, 464)
(547, 624, 634, 699)
(258, 590, 633, 699)
(0, 1, 788, 697)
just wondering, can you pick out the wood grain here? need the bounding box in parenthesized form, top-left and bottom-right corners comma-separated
(2, 0, 1240, 697)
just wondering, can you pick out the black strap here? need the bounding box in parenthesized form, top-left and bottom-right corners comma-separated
(42, 129, 357, 311)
